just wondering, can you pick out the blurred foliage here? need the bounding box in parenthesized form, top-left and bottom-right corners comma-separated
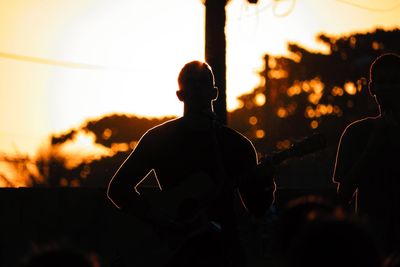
(33, 115, 173, 187)
(228, 28, 399, 189)
(230, 28, 399, 155)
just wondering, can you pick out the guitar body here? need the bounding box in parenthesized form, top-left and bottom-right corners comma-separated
(139, 172, 220, 264)
(143, 172, 219, 223)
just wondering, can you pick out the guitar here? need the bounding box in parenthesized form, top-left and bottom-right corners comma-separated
(259, 133, 327, 165)
(139, 133, 327, 262)
(137, 172, 220, 265)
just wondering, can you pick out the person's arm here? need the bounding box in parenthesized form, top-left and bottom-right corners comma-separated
(333, 119, 384, 208)
(236, 143, 276, 218)
(107, 132, 154, 217)
(333, 125, 358, 207)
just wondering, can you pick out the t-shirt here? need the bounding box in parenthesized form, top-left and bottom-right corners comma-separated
(125, 117, 259, 266)
(333, 116, 400, 252)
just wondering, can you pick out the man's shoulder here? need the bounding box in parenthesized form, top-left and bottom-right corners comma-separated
(338, 116, 380, 147)
(344, 116, 379, 133)
(220, 126, 250, 139)
(146, 117, 182, 134)
(219, 126, 255, 148)
(138, 118, 182, 145)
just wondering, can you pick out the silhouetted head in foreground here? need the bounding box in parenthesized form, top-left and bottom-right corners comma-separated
(271, 195, 382, 267)
(271, 195, 336, 259)
(177, 61, 218, 116)
(369, 53, 400, 121)
(287, 218, 381, 267)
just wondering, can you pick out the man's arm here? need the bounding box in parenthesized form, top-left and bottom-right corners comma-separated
(333, 119, 383, 208)
(107, 133, 154, 216)
(235, 141, 276, 218)
(333, 124, 358, 206)
(238, 154, 276, 218)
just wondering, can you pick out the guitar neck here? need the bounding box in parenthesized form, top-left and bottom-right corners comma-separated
(261, 148, 293, 166)
(238, 133, 326, 185)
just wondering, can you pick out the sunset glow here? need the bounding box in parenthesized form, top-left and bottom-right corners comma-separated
(0, 0, 399, 158)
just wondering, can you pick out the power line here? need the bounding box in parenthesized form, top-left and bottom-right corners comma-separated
(336, 0, 400, 12)
(272, 0, 296, 17)
(235, 0, 295, 20)
(240, 0, 400, 19)
(0, 0, 397, 70)
(0, 52, 106, 70)
(253, 1, 274, 13)
(0, 51, 153, 72)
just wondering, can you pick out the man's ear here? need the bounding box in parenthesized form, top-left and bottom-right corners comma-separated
(368, 81, 376, 96)
(212, 86, 218, 101)
(176, 90, 185, 102)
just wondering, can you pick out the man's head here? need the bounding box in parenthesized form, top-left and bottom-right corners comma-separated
(176, 61, 218, 112)
(369, 53, 400, 115)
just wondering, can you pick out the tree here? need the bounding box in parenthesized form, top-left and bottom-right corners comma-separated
(229, 28, 399, 189)
(32, 114, 173, 187)
(230, 28, 399, 153)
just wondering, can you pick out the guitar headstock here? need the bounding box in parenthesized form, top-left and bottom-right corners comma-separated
(288, 133, 327, 158)
(262, 133, 327, 165)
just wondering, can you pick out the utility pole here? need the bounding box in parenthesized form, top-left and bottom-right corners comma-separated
(204, 0, 258, 125)
(204, 0, 229, 125)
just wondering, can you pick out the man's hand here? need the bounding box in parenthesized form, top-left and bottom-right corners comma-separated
(253, 155, 277, 190)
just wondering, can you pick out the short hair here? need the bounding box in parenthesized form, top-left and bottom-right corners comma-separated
(370, 53, 400, 84)
(177, 61, 215, 91)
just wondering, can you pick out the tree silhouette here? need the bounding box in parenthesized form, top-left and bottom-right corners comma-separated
(229, 28, 399, 189)
(230, 28, 399, 154)
(33, 114, 173, 187)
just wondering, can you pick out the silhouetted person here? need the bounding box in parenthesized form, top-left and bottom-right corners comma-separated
(269, 195, 381, 267)
(270, 195, 335, 264)
(332, 53, 400, 254)
(286, 217, 381, 267)
(384, 252, 400, 267)
(107, 61, 275, 267)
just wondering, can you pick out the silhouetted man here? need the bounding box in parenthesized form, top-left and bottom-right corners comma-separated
(107, 61, 275, 267)
(332, 53, 400, 254)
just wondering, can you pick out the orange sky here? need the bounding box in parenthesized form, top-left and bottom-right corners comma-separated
(0, 0, 399, 157)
